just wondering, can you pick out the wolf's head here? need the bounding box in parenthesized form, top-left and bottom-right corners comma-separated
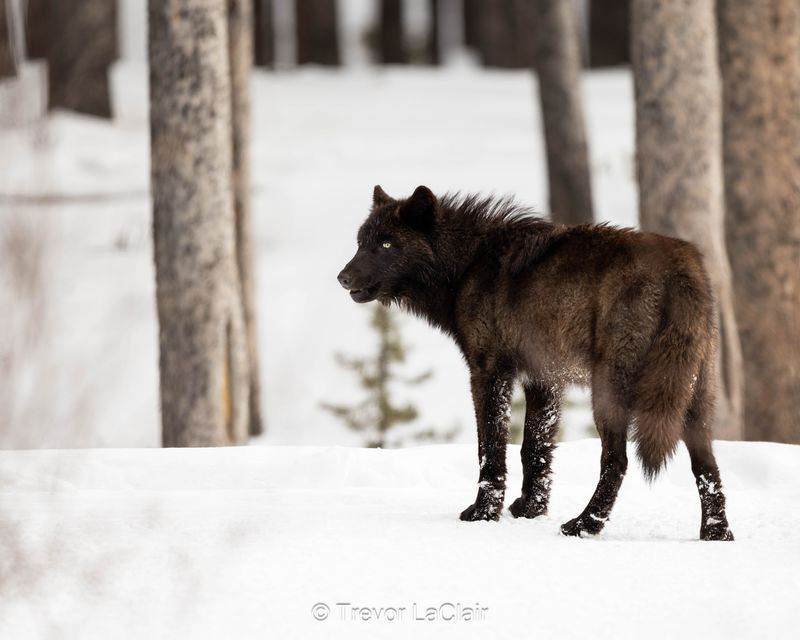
(338, 185, 437, 303)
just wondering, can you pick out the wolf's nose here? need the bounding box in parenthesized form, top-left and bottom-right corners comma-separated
(338, 271, 352, 290)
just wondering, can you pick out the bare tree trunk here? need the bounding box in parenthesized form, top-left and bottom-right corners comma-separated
(427, 0, 440, 65)
(380, 0, 407, 64)
(24, 0, 47, 60)
(48, 0, 117, 117)
(1, 0, 16, 77)
(463, 0, 479, 50)
(149, 0, 250, 447)
(528, 0, 594, 225)
(589, 0, 630, 67)
(295, 0, 339, 66)
(228, 0, 263, 437)
(718, 1, 800, 443)
(254, 0, 274, 67)
(632, 0, 743, 440)
(477, 0, 522, 68)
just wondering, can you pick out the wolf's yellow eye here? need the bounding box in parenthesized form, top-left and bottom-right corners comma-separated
(382, 241, 392, 249)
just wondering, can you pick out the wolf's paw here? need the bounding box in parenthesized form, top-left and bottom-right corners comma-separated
(560, 514, 605, 537)
(508, 495, 547, 519)
(459, 500, 501, 522)
(700, 518, 734, 541)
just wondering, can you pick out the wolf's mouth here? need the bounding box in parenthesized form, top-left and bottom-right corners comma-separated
(350, 284, 380, 303)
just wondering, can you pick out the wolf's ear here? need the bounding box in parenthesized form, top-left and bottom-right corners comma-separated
(398, 185, 436, 233)
(373, 185, 393, 207)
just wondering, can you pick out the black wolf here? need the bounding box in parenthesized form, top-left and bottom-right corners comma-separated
(337, 185, 733, 541)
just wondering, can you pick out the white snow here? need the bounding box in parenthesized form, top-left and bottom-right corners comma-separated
(1, 440, 798, 639)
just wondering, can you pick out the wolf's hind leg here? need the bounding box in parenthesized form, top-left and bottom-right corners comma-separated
(684, 362, 734, 541)
(509, 383, 562, 518)
(561, 393, 628, 537)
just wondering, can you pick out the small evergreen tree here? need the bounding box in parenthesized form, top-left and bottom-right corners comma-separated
(323, 304, 447, 448)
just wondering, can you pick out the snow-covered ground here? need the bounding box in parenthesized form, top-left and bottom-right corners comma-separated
(1, 440, 798, 639)
(0, 67, 635, 449)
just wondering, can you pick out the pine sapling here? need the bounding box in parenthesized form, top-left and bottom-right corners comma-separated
(322, 304, 443, 447)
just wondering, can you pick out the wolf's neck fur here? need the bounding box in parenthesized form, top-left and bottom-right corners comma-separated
(393, 194, 556, 337)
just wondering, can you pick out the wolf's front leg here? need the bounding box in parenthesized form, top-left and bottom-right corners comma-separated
(460, 371, 513, 522)
(509, 383, 562, 519)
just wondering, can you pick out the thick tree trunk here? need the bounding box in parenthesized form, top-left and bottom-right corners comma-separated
(589, 0, 630, 67)
(149, 0, 249, 447)
(718, 1, 800, 443)
(48, 0, 117, 117)
(228, 0, 263, 437)
(1, 0, 16, 77)
(295, 0, 339, 66)
(380, 0, 407, 64)
(253, 0, 273, 67)
(632, 0, 743, 440)
(529, 0, 594, 225)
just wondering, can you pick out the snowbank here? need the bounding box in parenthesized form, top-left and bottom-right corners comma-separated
(1, 440, 798, 638)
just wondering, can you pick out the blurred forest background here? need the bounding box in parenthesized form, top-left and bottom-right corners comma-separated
(0, 0, 797, 450)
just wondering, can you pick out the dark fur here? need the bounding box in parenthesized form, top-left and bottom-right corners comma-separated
(338, 185, 734, 540)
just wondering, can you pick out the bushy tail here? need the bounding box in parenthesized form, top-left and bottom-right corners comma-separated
(632, 408, 686, 481)
(632, 272, 711, 481)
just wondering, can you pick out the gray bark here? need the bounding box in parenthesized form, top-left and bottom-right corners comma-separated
(632, 0, 743, 440)
(295, 0, 339, 66)
(529, 0, 594, 225)
(48, 0, 117, 117)
(149, 0, 249, 447)
(228, 0, 263, 437)
(718, 1, 800, 443)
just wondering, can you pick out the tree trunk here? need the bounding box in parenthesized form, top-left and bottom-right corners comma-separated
(48, 0, 117, 117)
(295, 0, 339, 66)
(380, 0, 407, 64)
(718, 1, 800, 443)
(149, 0, 250, 447)
(228, 0, 263, 437)
(528, 0, 594, 225)
(589, 0, 630, 67)
(0, 0, 17, 78)
(463, 0, 479, 50)
(477, 0, 522, 68)
(632, 0, 743, 440)
(253, 0, 273, 67)
(24, 0, 47, 60)
(427, 0, 440, 65)
(0, 0, 16, 78)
